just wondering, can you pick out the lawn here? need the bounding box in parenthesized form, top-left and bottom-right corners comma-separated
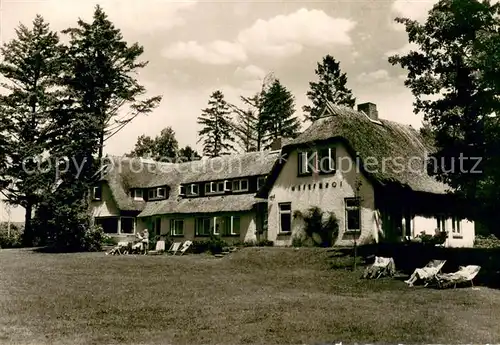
(1, 247, 499, 345)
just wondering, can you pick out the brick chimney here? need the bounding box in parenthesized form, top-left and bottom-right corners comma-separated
(357, 102, 378, 121)
(270, 137, 282, 151)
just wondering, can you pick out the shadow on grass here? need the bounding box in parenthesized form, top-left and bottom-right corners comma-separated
(32, 246, 100, 254)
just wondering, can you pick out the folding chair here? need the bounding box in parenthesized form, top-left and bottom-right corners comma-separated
(362, 256, 395, 279)
(405, 259, 446, 286)
(176, 240, 192, 256)
(435, 265, 481, 289)
(148, 240, 166, 255)
(167, 242, 182, 255)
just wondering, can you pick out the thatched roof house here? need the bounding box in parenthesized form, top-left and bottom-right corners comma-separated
(99, 150, 280, 217)
(261, 101, 474, 248)
(259, 102, 450, 197)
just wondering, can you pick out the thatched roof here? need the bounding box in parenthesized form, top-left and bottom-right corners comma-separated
(138, 194, 267, 217)
(100, 151, 279, 214)
(177, 150, 280, 184)
(101, 156, 179, 211)
(262, 102, 449, 195)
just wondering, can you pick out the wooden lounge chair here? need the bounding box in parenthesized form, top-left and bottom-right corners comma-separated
(362, 256, 396, 279)
(434, 265, 481, 289)
(405, 259, 446, 287)
(148, 240, 166, 255)
(167, 242, 182, 255)
(176, 240, 192, 256)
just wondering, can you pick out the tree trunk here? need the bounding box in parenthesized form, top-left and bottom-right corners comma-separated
(98, 129, 105, 160)
(22, 202, 33, 247)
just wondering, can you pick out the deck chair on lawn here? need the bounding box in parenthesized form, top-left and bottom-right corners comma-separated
(176, 240, 192, 255)
(167, 242, 182, 255)
(405, 259, 446, 287)
(434, 265, 481, 289)
(148, 240, 165, 255)
(362, 256, 396, 279)
(106, 241, 130, 255)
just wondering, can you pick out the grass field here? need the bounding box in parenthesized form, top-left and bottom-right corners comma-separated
(1, 247, 499, 344)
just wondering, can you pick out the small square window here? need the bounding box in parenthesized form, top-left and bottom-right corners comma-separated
(157, 188, 166, 198)
(217, 182, 224, 192)
(190, 184, 198, 195)
(179, 185, 186, 196)
(92, 186, 102, 200)
(148, 189, 157, 199)
(170, 219, 184, 236)
(132, 189, 143, 200)
(195, 217, 211, 236)
(232, 179, 249, 192)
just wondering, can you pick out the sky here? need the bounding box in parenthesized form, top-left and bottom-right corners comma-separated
(0, 0, 438, 221)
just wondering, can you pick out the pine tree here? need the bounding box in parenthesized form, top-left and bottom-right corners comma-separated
(0, 15, 62, 246)
(229, 106, 258, 152)
(260, 79, 301, 149)
(231, 72, 276, 151)
(197, 90, 235, 157)
(303, 55, 356, 122)
(61, 5, 162, 160)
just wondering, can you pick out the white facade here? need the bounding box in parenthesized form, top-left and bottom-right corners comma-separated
(266, 142, 475, 247)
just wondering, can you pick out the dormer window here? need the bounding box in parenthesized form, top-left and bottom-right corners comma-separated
(216, 182, 224, 192)
(92, 185, 102, 200)
(179, 185, 186, 196)
(132, 189, 143, 201)
(190, 184, 198, 195)
(148, 187, 167, 200)
(157, 187, 166, 198)
(148, 189, 157, 199)
(232, 179, 249, 192)
(205, 181, 224, 195)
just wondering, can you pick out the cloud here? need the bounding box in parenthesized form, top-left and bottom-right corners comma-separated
(384, 42, 421, 57)
(162, 40, 247, 65)
(1, 0, 197, 42)
(162, 8, 356, 64)
(234, 65, 266, 80)
(391, 0, 437, 23)
(357, 69, 391, 84)
(237, 8, 356, 57)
